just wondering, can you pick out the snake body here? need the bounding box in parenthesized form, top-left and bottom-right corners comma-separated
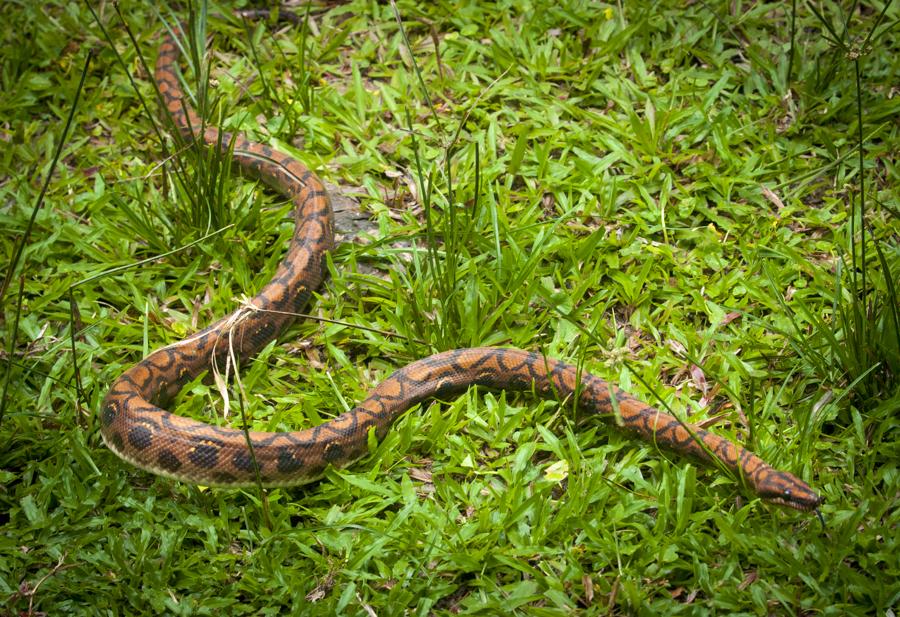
(100, 22, 823, 513)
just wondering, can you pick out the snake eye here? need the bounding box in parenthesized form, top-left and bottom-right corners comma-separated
(782, 488, 793, 499)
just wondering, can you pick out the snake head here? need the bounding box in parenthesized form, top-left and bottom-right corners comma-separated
(757, 471, 824, 512)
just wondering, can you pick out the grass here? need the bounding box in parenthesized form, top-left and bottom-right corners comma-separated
(2, 0, 899, 614)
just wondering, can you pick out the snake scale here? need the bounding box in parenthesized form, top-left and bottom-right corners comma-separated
(100, 16, 823, 514)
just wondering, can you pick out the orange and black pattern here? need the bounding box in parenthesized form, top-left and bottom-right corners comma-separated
(100, 21, 822, 513)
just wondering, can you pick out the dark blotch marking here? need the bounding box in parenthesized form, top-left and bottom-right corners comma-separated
(254, 321, 276, 341)
(127, 425, 153, 451)
(433, 379, 459, 398)
(188, 444, 220, 469)
(277, 447, 302, 473)
(101, 403, 116, 427)
(506, 374, 532, 389)
(232, 451, 258, 473)
(211, 471, 236, 484)
(110, 431, 124, 452)
(157, 449, 182, 472)
(323, 442, 344, 463)
(175, 368, 193, 387)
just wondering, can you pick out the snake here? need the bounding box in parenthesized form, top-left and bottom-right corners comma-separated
(100, 15, 823, 515)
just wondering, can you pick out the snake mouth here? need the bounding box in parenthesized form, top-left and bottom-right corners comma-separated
(767, 495, 821, 511)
